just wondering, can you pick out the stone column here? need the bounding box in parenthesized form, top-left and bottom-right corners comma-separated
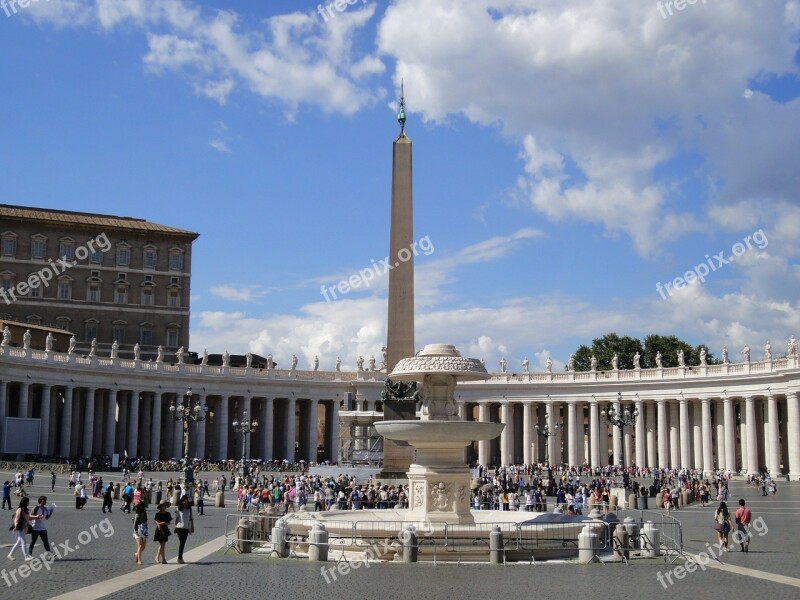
(767, 394, 780, 474)
(634, 398, 644, 468)
(478, 403, 490, 466)
(285, 397, 296, 461)
(194, 394, 206, 460)
(18, 382, 30, 418)
(93, 393, 104, 456)
(105, 390, 117, 455)
(786, 392, 800, 481)
(128, 391, 140, 458)
(723, 397, 736, 472)
(657, 399, 668, 469)
(701, 398, 713, 475)
(598, 405, 609, 466)
(0, 381, 7, 421)
(669, 402, 680, 469)
(552, 401, 562, 465)
(546, 401, 557, 466)
(499, 403, 510, 466)
(261, 398, 274, 461)
(745, 396, 758, 475)
(217, 396, 229, 460)
(567, 401, 578, 467)
(712, 400, 723, 470)
(693, 402, 703, 470)
(589, 399, 600, 468)
(646, 402, 656, 468)
(150, 392, 162, 459)
(59, 386, 73, 457)
(679, 397, 690, 470)
(82, 388, 95, 457)
(330, 399, 340, 463)
(611, 398, 622, 468)
(308, 399, 319, 462)
(522, 402, 532, 465)
(39, 385, 52, 455)
(739, 399, 749, 476)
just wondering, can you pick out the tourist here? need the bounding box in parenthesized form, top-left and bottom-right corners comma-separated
(173, 496, 193, 564)
(122, 481, 134, 513)
(102, 481, 114, 513)
(153, 500, 172, 564)
(734, 498, 753, 552)
(714, 501, 734, 549)
(1, 481, 11, 510)
(133, 502, 148, 565)
(28, 496, 53, 557)
(50, 472, 56, 492)
(8, 497, 42, 560)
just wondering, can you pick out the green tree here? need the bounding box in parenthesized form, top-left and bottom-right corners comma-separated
(573, 333, 644, 371)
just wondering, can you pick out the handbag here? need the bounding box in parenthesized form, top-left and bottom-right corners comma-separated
(713, 521, 723, 533)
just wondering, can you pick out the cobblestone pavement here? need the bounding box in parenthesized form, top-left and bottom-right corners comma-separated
(2, 471, 798, 600)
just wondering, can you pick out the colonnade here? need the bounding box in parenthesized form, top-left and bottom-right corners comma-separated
(0, 380, 339, 462)
(459, 393, 800, 477)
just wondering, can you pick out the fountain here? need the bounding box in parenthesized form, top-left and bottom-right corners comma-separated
(374, 343, 503, 524)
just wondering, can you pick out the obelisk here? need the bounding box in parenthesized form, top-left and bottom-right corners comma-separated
(386, 86, 414, 371)
(382, 85, 416, 477)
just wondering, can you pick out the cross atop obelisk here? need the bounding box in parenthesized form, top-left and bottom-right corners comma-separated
(386, 82, 414, 372)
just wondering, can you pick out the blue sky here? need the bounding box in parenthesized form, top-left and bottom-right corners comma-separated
(1, 0, 799, 371)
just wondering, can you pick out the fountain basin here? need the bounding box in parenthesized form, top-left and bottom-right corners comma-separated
(374, 420, 503, 445)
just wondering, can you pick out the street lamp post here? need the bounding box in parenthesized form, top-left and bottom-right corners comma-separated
(603, 391, 639, 471)
(169, 387, 207, 495)
(232, 409, 258, 480)
(535, 413, 560, 480)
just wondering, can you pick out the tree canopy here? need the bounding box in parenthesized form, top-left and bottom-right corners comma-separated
(571, 333, 719, 371)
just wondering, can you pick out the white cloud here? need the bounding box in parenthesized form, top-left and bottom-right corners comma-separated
(208, 139, 231, 153)
(209, 284, 267, 302)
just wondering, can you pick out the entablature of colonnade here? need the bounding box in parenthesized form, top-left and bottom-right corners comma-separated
(0, 346, 386, 399)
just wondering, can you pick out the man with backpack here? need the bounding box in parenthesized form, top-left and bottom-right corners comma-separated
(102, 481, 114, 513)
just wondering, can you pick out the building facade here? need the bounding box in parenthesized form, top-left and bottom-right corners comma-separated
(0, 204, 198, 359)
(1, 342, 799, 480)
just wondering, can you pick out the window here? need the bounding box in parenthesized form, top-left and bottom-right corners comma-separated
(1, 234, 17, 257)
(85, 320, 99, 342)
(114, 287, 128, 304)
(143, 246, 157, 269)
(91, 270, 100, 279)
(30, 236, 47, 259)
(139, 324, 154, 346)
(141, 288, 154, 306)
(169, 250, 183, 271)
(86, 284, 101, 302)
(166, 328, 179, 348)
(55, 317, 71, 331)
(115, 273, 127, 282)
(90, 248, 103, 264)
(57, 278, 72, 300)
(112, 322, 127, 344)
(29, 277, 42, 298)
(0, 272, 14, 292)
(170, 276, 179, 285)
(58, 238, 75, 260)
(116, 244, 130, 266)
(168, 291, 180, 308)
(144, 275, 153, 282)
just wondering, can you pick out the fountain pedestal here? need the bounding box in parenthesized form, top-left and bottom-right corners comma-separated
(374, 344, 503, 525)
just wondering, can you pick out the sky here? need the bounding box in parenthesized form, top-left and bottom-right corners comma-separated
(1, 0, 799, 372)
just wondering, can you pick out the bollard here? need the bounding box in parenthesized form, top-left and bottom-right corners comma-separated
(216, 491, 225, 508)
(237, 518, 254, 553)
(308, 522, 329, 562)
(636, 495, 648, 510)
(628, 494, 636, 509)
(271, 521, 288, 558)
(578, 524, 600, 563)
(402, 526, 418, 563)
(113, 483, 120, 500)
(489, 526, 504, 565)
(681, 490, 689, 506)
(613, 527, 629, 561)
(623, 517, 639, 550)
(640, 522, 661, 557)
